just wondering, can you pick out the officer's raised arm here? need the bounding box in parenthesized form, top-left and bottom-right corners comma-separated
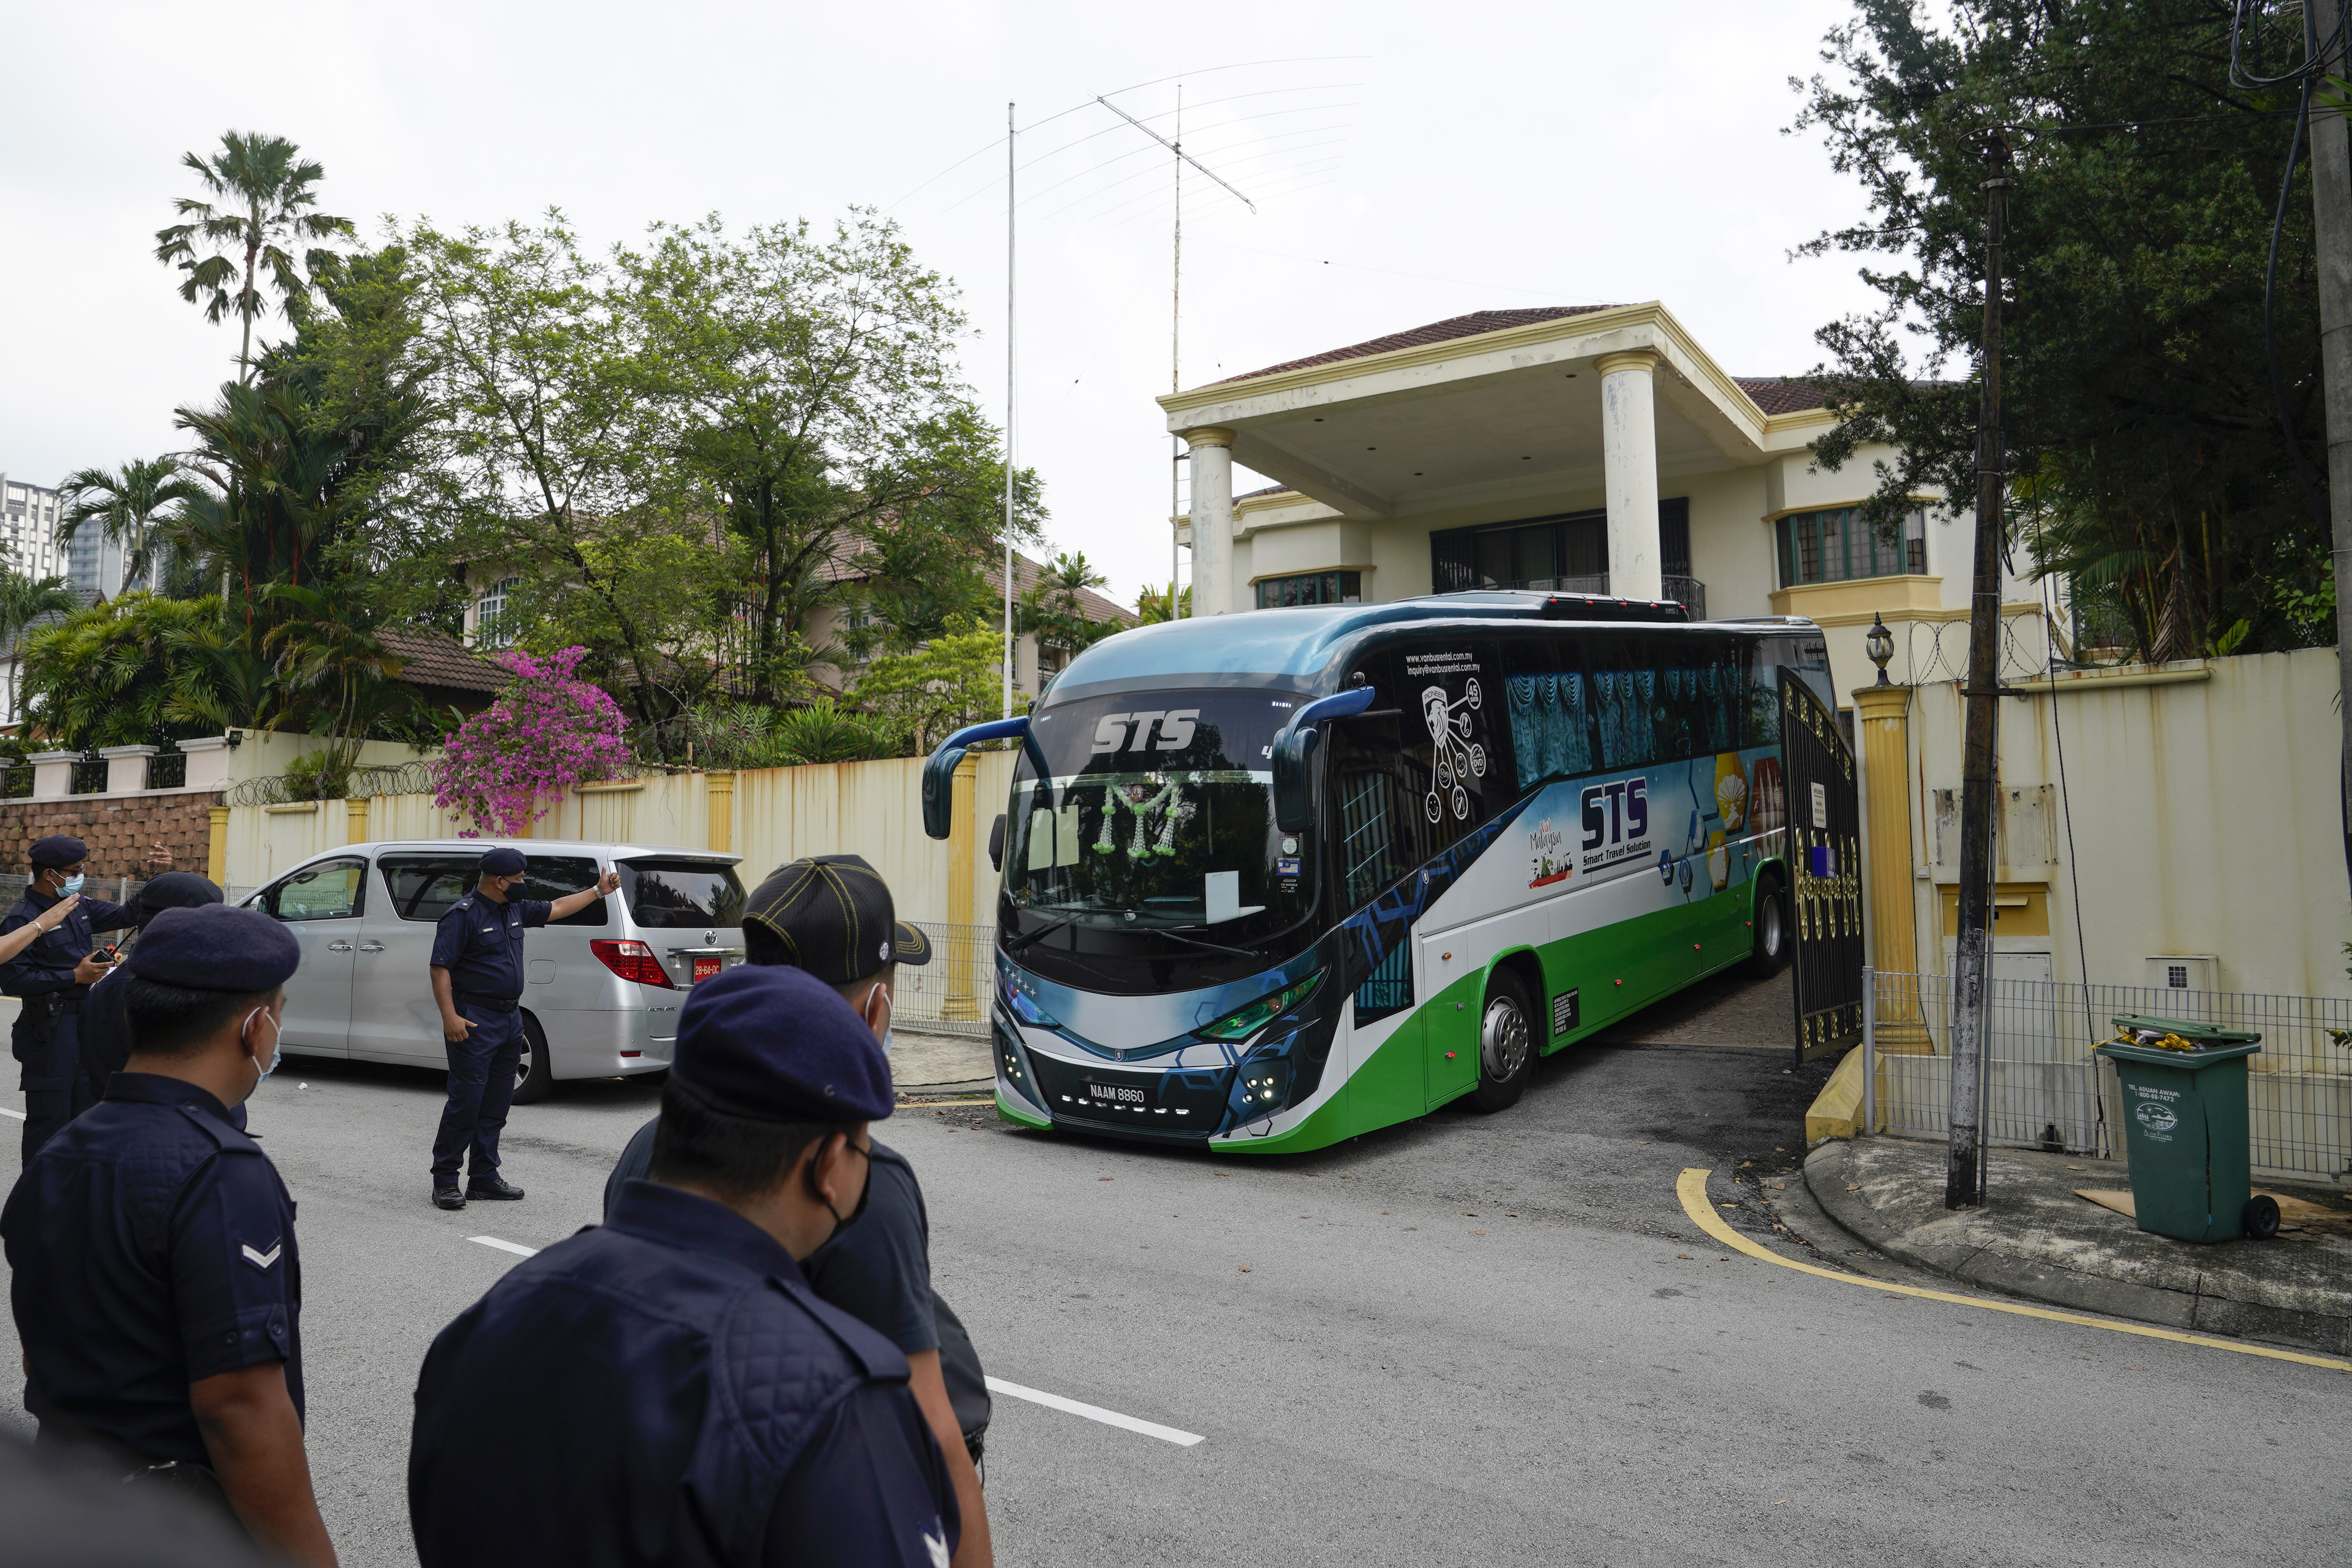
(547, 868, 623, 923)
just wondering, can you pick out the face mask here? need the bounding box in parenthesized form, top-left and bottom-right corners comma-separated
(58, 874, 83, 897)
(868, 985, 895, 1057)
(243, 1006, 283, 1084)
(807, 1138, 872, 1247)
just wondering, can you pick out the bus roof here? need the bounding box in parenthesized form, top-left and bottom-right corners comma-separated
(1049, 592, 1818, 697)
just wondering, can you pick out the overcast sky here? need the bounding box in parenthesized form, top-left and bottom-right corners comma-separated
(3, 0, 1880, 610)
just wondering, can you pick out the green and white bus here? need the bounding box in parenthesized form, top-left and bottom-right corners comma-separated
(922, 591, 1835, 1154)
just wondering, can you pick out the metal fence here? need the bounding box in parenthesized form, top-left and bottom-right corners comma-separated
(226, 758, 439, 808)
(1865, 969, 2352, 1183)
(893, 922, 993, 1038)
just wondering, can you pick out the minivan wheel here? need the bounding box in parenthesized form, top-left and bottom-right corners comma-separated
(1742, 875, 1791, 979)
(1469, 970, 1535, 1114)
(508, 1014, 554, 1106)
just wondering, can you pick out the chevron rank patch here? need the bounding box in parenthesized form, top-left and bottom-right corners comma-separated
(240, 1240, 282, 1271)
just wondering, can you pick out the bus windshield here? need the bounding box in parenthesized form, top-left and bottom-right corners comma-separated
(1004, 688, 1316, 948)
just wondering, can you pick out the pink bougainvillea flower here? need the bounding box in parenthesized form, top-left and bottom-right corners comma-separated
(430, 647, 629, 837)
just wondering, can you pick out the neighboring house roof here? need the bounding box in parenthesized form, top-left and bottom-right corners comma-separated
(379, 628, 508, 694)
(1209, 306, 1841, 420)
(1734, 377, 1834, 416)
(984, 551, 1140, 627)
(0, 588, 107, 663)
(1219, 307, 1616, 383)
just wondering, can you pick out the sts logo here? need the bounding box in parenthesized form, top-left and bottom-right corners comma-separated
(1578, 776, 1653, 871)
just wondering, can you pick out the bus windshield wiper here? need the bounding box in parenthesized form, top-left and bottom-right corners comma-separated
(1005, 915, 1077, 953)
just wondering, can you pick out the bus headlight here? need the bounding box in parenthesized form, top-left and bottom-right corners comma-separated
(1005, 981, 1059, 1028)
(1198, 970, 1324, 1042)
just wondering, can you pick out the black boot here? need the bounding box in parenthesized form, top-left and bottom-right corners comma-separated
(467, 1174, 526, 1201)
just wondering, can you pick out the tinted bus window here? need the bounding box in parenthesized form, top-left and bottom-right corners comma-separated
(1502, 636, 1599, 789)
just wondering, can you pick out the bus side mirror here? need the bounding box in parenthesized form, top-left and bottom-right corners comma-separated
(1270, 685, 1377, 835)
(921, 716, 1034, 841)
(988, 813, 1007, 871)
(1272, 727, 1320, 834)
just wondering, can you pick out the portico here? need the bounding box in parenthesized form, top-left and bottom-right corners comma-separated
(1158, 302, 2040, 709)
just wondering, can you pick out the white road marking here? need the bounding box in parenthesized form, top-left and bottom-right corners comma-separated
(984, 1376, 1205, 1447)
(457, 1238, 1201, 1445)
(0, 1108, 22, 1121)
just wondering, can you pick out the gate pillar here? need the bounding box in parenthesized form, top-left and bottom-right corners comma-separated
(1853, 682, 1935, 1054)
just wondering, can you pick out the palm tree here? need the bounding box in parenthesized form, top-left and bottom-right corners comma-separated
(1136, 583, 1191, 624)
(154, 132, 353, 382)
(0, 568, 79, 725)
(56, 457, 202, 594)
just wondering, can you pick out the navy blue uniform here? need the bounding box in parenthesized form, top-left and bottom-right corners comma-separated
(1, 887, 136, 1164)
(0, 1074, 302, 1468)
(427, 890, 550, 1183)
(74, 966, 246, 1133)
(409, 1179, 957, 1568)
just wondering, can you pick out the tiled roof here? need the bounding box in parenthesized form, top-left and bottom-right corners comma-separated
(1236, 484, 1292, 502)
(1218, 307, 1617, 383)
(984, 552, 1140, 626)
(1735, 377, 1833, 416)
(379, 628, 508, 693)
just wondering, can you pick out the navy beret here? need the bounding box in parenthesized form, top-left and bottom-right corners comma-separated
(479, 847, 527, 876)
(127, 905, 300, 993)
(671, 964, 893, 1123)
(29, 835, 86, 869)
(136, 872, 223, 924)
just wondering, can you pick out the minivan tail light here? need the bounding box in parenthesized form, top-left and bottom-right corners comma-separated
(592, 939, 675, 988)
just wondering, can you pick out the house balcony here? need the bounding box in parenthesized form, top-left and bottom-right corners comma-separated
(1469, 572, 1708, 621)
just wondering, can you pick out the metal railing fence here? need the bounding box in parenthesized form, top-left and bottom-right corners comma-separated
(1864, 969, 2352, 1183)
(893, 922, 994, 1038)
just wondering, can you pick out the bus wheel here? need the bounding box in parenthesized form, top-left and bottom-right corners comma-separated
(1742, 876, 1791, 979)
(1470, 971, 1535, 1114)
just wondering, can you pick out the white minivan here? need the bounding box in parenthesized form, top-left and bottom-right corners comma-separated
(245, 839, 747, 1101)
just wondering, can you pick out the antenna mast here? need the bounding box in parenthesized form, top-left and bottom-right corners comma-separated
(1002, 102, 1017, 717)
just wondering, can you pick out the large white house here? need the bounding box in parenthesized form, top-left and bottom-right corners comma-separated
(1159, 303, 2047, 709)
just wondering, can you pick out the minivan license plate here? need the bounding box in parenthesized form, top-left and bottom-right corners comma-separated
(1087, 1083, 1145, 1106)
(692, 956, 723, 982)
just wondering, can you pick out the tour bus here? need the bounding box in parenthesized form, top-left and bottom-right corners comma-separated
(921, 590, 1835, 1154)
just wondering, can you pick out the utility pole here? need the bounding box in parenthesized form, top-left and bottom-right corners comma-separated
(1947, 129, 2012, 1210)
(1174, 85, 1183, 618)
(2312, 1, 2352, 887)
(1002, 102, 1017, 720)
(1096, 89, 1254, 624)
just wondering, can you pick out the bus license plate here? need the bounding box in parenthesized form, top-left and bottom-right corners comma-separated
(693, 956, 723, 982)
(1087, 1082, 1146, 1106)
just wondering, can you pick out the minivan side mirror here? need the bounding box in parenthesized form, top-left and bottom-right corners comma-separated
(988, 813, 1007, 872)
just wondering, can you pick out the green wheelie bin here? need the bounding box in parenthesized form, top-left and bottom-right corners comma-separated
(2094, 1015, 2268, 1244)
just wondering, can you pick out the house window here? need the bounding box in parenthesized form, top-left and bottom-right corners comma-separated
(474, 577, 519, 648)
(1430, 500, 1690, 595)
(1776, 507, 1925, 587)
(1256, 571, 1362, 608)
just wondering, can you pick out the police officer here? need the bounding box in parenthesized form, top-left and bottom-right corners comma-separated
(73, 873, 227, 1123)
(0, 904, 337, 1567)
(409, 963, 958, 1567)
(0, 835, 138, 1163)
(426, 846, 620, 1209)
(604, 853, 994, 1568)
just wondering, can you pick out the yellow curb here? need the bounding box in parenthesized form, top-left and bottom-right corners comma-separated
(1676, 1168, 2350, 1374)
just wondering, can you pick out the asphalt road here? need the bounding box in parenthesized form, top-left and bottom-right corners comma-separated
(0, 992, 2344, 1567)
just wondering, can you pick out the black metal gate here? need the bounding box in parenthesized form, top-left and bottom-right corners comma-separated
(1780, 671, 1864, 1064)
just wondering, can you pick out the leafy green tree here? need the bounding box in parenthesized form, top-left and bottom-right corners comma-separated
(619, 213, 1042, 701)
(851, 615, 1025, 754)
(1793, 0, 2328, 660)
(56, 457, 202, 594)
(1135, 583, 1191, 624)
(1018, 550, 1125, 661)
(154, 131, 354, 382)
(20, 593, 219, 750)
(0, 569, 79, 724)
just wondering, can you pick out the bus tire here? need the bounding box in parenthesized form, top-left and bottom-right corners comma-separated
(1742, 875, 1791, 979)
(1469, 970, 1535, 1114)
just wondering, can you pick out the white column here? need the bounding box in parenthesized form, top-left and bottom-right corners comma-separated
(99, 744, 158, 793)
(1597, 350, 1663, 603)
(1185, 427, 1238, 616)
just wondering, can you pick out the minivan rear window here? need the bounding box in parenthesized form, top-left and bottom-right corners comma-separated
(378, 851, 610, 927)
(620, 859, 745, 929)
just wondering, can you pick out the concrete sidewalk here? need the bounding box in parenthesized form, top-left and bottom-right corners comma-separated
(891, 1027, 992, 1098)
(1801, 1136, 2352, 1356)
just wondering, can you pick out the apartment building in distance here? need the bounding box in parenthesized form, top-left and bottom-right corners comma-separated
(0, 475, 68, 583)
